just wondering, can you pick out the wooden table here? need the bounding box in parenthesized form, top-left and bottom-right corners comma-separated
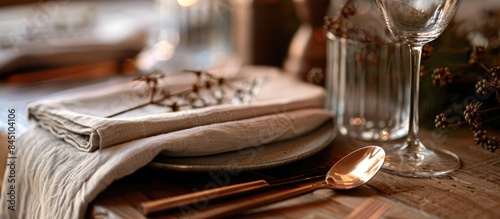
(88, 128, 500, 219)
(1, 69, 498, 219)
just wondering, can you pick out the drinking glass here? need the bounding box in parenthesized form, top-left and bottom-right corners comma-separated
(374, 0, 461, 177)
(325, 35, 411, 142)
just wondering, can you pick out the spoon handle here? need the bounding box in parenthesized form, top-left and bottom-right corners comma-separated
(188, 182, 324, 219)
(140, 179, 269, 215)
(140, 174, 326, 216)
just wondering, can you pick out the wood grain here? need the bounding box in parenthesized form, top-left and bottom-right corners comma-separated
(88, 128, 500, 219)
(365, 129, 500, 219)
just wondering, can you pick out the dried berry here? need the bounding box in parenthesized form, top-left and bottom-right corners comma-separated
(432, 67, 453, 87)
(419, 66, 426, 78)
(341, 4, 356, 18)
(435, 113, 449, 129)
(422, 44, 434, 59)
(306, 67, 325, 85)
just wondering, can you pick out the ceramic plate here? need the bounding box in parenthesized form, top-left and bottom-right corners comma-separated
(149, 120, 336, 172)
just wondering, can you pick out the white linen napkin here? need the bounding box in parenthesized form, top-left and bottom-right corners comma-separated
(28, 66, 328, 153)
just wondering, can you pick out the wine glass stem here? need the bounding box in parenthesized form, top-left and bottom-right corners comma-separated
(407, 44, 424, 149)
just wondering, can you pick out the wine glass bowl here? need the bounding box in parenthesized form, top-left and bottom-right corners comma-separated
(374, 0, 461, 177)
(376, 0, 460, 45)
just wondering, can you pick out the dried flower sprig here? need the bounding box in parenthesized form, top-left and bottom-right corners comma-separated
(429, 10, 500, 152)
(134, 71, 167, 103)
(107, 70, 261, 118)
(475, 66, 500, 99)
(433, 63, 500, 152)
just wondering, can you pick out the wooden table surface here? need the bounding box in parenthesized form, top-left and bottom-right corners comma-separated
(88, 127, 500, 219)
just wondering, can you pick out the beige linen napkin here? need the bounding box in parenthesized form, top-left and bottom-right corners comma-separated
(0, 66, 334, 219)
(0, 110, 333, 219)
(28, 66, 328, 153)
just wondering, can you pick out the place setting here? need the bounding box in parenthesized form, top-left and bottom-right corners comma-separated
(2, 64, 343, 218)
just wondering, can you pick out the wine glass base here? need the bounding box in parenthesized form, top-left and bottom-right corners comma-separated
(381, 143, 461, 177)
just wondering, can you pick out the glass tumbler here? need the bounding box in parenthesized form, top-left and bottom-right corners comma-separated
(325, 33, 411, 141)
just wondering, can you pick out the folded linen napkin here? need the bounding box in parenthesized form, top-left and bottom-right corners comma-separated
(1, 66, 333, 219)
(1, 109, 332, 219)
(28, 66, 327, 153)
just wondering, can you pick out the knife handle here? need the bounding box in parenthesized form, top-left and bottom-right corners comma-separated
(140, 179, 269, 216)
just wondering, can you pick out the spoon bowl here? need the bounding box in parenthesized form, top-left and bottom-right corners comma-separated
(326, 145, 386, 189)
(190, 146, 386, 218)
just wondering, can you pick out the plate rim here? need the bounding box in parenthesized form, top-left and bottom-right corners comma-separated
(149, 120, 336, 172)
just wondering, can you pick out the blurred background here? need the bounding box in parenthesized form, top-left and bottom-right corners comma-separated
(0, 0, 323, 84)
(0, 0, 40, 7)
(0, 0, 329, 133)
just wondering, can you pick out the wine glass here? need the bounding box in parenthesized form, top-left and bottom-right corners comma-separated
(374, 0, 461, 177)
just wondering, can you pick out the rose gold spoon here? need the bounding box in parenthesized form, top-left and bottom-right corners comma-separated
(185, 146, 385, 218)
